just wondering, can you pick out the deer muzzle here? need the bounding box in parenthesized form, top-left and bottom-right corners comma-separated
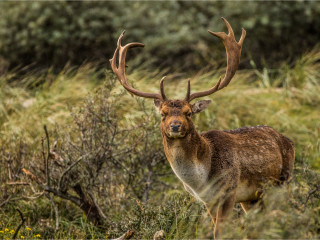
(171, 121, 181, 132)
(168, 120, 185, 138)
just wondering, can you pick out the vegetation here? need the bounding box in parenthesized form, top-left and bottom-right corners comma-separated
(0, 45, 319, 238)
(0, 2, 319, 238)
(1, 2, 320, 70)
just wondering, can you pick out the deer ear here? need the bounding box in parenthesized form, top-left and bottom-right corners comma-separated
(154, 99, 162, 111)
(191, 100, 212, 114)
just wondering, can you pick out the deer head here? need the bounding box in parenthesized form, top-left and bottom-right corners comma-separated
(110, 18, 246, 139)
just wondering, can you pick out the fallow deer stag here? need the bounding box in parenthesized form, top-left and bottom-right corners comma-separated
(110, 18, 295, 238)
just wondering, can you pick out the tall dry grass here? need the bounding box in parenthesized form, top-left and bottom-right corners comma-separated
(0, 47, 319, 239)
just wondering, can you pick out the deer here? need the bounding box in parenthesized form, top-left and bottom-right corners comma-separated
(109, 18, 295, 238)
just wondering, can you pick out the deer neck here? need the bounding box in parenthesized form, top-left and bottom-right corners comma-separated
(161, 125, 211, 193)
(161, 126, 210, 166)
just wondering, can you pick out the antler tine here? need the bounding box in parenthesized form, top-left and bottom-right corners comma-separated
(110, 31, 164, 100)
(184, 79, 191, 101)
(211, 17, 246, 90)
(222, 17, 235, 37)
(187, 78, 222, 102)
(238, 28, 246, 47)
(160, 76, 167, 101)
(187, 18, 246, 102)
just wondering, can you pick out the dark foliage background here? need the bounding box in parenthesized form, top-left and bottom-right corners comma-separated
(0, 1, 320, 71)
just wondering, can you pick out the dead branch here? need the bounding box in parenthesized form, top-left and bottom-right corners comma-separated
(0, 195, 12, 208)
(22, 168, 44, 184)
(22, 162, 108, 227)
(304, 185, 320, 211)
(72, 183, 107, 226)
(41, 137, 46, 177)
(43, 125, 50, 186)
(58, 155, 86, 191)
(45, 193, 59, 231)
(7, 160, 13, 181)
(6, 182, 29, 186)
(10, 193, 45, 202)
(43, 186, 81, 206)
(12, 209, 25, 239)
(89, 192, 111, 224)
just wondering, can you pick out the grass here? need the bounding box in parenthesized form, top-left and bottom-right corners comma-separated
(0, 47, 319, 239)
(0, 64, 101, 146)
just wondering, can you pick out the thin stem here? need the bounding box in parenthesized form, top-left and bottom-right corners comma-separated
(43, 125, 50, 186)
(45, 193, 59, 231)
(12, 209, 25, 239)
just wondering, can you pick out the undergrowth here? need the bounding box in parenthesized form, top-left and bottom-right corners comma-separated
(0, 48, 319, 239)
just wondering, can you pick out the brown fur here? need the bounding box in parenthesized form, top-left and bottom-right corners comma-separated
(157, 100, 295, 238)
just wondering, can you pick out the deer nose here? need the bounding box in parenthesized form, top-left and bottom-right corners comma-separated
(170, 120, 181, 132)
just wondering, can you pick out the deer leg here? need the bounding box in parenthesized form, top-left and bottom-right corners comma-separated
(214, 194, 236, 239)
(205, 203, 218, 225)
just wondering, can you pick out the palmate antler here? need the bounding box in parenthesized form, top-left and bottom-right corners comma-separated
(110, 18, 246, 103)
(109, 31, 167, 101)
(185, 17, 246, 102)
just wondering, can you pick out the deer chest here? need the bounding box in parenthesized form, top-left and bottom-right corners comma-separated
(169, 154, 209, 193)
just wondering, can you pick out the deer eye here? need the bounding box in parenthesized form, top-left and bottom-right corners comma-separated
(161, 113, 166, 118)
(186, 112, 192, 117)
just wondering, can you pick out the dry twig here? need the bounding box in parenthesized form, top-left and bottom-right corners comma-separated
(12, 209, 25, 239)
(45, 193, 59, 231)
(43, 125, 50, 186)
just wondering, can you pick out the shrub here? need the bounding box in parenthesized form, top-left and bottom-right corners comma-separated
(0, 76, 170, 235)
(0, 2, 320, 70)
(0, 2, 115, 68)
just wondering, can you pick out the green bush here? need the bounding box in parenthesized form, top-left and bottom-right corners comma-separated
(0, 2, 116, 68)
(0, 2, 320, 70)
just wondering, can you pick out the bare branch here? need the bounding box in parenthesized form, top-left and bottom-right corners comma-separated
(58, 155, 86, 191)
(7, 160, 12, 181)
(41, 137, 46, 175)
(44, 186, 81, 207)
(6, 182, 29, 186)
(89, 192, 111, 224)
(303, 185, 319, 211)
(45, 193, 59, 231)
(0, 195, 12, 208)
(10, 193, 44, 202)
(22, 168, 44, 184)
(12, 209, 25, 239)
(43, 125, 50, 186)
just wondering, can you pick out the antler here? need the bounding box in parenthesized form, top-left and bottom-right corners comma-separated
(110, 31, 167, 101)
(185, 18, 246, 102)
